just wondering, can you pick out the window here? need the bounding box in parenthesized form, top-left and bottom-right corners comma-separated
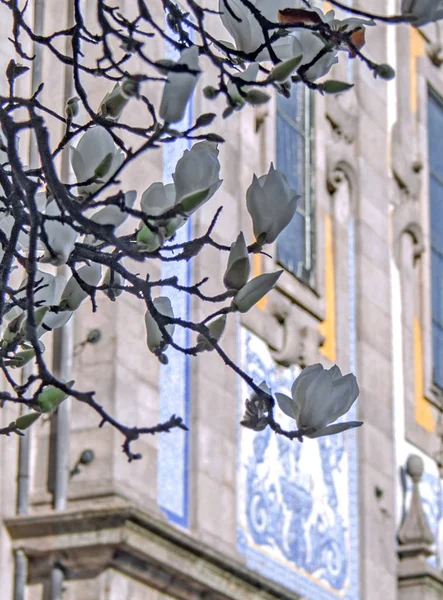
(276, 84, 314, 284)
(428, 88, 443, 389)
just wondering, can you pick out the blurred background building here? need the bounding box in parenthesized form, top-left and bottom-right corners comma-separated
(1, 1, 443, 599)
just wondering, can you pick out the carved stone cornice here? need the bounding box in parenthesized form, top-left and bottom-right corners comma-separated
(5, 504, 301, 600)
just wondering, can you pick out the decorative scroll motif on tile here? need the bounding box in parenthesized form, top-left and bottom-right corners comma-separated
(238, 329, 359, 600)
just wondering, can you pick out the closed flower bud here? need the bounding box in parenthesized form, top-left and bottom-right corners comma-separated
(141, 182, 175, 217)
(244, 89, 271, 106)
(247, 164, 299, 245)
(196, 314, 227, 351)
(14, 412, 41, 430)
(145, 297, 175, 356)
(233, 270, 283, 313)
(401, 0, 443, 27)
(102, 268, 124, 301)
(223, 232, 250, 290)
(70, 126, 125, 196)
(203, 85, 218, 99)
(41, 200, 78, 266)
(65, 96, 80, 119)
(136, 225, 163, 252)
(2, 313, 25, 343)
(59, 262, 102, 311)
(174, 141, 222, 215)
(84, 190, 137, 245)
(267, 55, 302, 82)
(227, 63, 259, 107)
(38, 380, 74, 414)
(159, 46, 201, 124)
(99, 79, 138, 120)
(5, 342, 45, 369)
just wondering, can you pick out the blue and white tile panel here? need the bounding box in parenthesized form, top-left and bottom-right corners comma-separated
(237, 329, 360, 599)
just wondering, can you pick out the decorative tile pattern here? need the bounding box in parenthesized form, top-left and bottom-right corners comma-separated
(157, 38, 192, 528)
(237, 329, 360, 599)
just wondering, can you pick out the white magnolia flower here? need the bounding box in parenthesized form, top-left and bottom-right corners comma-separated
(174, 142, 222, 215)
(223, 232, 250, 290)
(70, 126, 125, 196)
(84, 190, 137, 245)
(102, 268, 124, 301)
(59, 261, 103, 311)
(159, 46, 201, 124)
(233, 270, 282, 312)
(41, 200, 78, 265)
(290, 30, 338, 81)
(140, 182, 186, 242)
(0, 192, 46, 252)
(37, 273, 73, 336)
(275, 363, 362, 438)
(227, 63, 260, 106)
(141, 182, 175, 216)
(144, 296, 175, 355)
(401, 0, 443, 26)
(219, 0, 304, 60)
(281, 7, 372, 59)
(6, 269, 57, 325)
(2, 269, 72, 342)
(196, 314, 227, 352)
(99, 79, 138, 120)
(246, 164, 298, 245)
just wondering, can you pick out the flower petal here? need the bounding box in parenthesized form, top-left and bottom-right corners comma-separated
(275, 392, 298, 419)
(306, 420, 363, 438)
(298, 369, 333, 430)
(327, 373, 360, 424)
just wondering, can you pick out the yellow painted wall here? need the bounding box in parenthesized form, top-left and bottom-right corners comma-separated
(413, 316, 435, 432)
(318, 214, 336, 362)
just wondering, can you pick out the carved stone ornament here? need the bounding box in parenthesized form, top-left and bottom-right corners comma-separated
(269, 294, 324, 367)
(391, 198, 424, 267)
(325, 89, 358, 144)
(391, 120, 423, 201)
(398, 454, 435, 560)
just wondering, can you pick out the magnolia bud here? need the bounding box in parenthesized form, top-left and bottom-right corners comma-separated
(14, 412, 41, 430)
(102, 268, 124, 301)
(203, 86, 218, 99)
(137, 224, 163, 252)
(233, 271, 283, 313)
(245, 89, 271, 105)
(223, 232, 250, 290)
(144, 297, 175, 355)
(267, 55, 302, 82)
(65, 96, 80, 119)
(38, 380, 74, 414)
(196, 315, 227, 352)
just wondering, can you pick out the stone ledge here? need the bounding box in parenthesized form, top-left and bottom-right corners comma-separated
(4, 503, 301, 600)
(398, 555, 443, 598)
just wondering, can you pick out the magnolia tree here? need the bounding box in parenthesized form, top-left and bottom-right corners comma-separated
(0, 0, 438, 460)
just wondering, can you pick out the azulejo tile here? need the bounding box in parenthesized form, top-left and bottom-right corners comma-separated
(237, 328, 360, 600)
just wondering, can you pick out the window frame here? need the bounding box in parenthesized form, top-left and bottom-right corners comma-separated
(427, 85, 443, 393)
(275, 85, 316, 288)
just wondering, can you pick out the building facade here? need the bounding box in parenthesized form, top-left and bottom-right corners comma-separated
(1, 1, 443, 599)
